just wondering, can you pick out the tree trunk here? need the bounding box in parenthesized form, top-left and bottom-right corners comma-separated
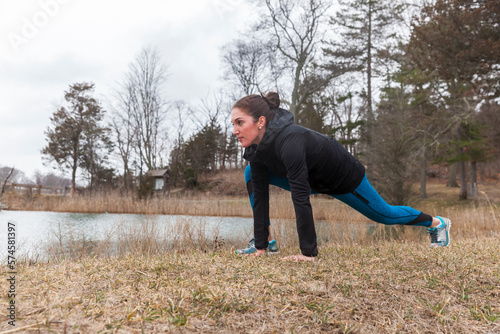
(71, 158, 77, 197)
(469, 160, 478, 198)
(459, 158, 467, 200)
(364, 0, 374, 179)
(366, 0, 373, 130)
(290, 60, 304, 121)
(447, 163, 458, 187)
(456, 122, 467, 200)
(71, 172, 76, 197)
(419, 144, 427, 198)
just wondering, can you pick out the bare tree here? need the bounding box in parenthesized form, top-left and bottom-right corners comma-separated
(109, 82, 137, 192)
(126, 46, 169, 173)
(222, 40, 270, 96)
(263, 0, 332, 119)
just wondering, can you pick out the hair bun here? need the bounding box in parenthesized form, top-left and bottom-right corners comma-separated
(262, 91, 280, 109)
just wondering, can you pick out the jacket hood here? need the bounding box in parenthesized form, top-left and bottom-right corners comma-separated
(243, 108, 294, 162)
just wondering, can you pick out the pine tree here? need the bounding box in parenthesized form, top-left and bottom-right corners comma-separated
(42, 83, 112, 196)
(324, 0, 407, 151)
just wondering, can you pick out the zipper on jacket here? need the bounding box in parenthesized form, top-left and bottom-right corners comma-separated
(352, 190, 369, 204)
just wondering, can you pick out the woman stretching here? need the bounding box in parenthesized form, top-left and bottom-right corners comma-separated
(232, 92, 451, 262)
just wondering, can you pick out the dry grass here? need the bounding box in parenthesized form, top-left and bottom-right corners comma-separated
(1, 237, 499, 333)
(2, 192, 250, 217)
(1, 200, 499, 333)
(2, 174, 499, 333)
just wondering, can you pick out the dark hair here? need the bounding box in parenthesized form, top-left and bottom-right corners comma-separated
(233, 91, 280, 123)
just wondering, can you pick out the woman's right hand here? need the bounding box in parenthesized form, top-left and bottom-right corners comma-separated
(249, 249, 266, 257)
(281, 254, 316, 262)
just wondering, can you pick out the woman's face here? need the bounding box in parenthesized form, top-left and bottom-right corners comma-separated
(231, 107, 265, 148)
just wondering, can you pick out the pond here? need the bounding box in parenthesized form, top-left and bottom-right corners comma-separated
(0, 210, 255, 258)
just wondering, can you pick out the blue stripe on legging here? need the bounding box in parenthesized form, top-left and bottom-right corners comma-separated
(244, 165, 432, 227)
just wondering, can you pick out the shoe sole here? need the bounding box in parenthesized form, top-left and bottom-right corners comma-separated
(236, 248, 280, 254)
(431, 216, 451, 247)
(235, 249, 280, 255)
(235, 248, 256, 255)
(441, 217, 451, 247)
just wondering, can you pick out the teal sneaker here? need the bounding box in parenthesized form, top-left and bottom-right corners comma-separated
(235, 238, 256, 254)
(235, 238, 280, 255)
(428, 216, 451, 248)
(267, 239, 280, 255)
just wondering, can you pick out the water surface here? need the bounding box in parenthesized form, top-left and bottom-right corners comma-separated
(0, 210, 254, 257)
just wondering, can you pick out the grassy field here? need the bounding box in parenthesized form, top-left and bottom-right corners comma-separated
(1, 237, 499, 333)
(1, 202, 499, 333)
(1, 174, 499, 333)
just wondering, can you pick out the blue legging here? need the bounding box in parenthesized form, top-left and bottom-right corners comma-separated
(244, 165, 432, 227)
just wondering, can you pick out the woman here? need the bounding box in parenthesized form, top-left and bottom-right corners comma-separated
(232, 92, 451, 262)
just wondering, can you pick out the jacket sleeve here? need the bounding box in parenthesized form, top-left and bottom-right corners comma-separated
(250, 160, 270, 250)
(278, 134, 318, 257)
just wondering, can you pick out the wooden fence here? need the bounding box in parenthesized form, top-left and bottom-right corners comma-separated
(7, 183, 71, 196)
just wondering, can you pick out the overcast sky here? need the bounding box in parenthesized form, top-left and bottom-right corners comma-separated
(0, 0, 254, 179)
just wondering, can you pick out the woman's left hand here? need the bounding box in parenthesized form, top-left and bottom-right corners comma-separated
(249, 249, 266, 257)
(281, 254, 316, 262)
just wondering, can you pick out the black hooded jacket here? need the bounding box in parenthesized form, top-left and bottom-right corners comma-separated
(243, 108, 365, 256)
